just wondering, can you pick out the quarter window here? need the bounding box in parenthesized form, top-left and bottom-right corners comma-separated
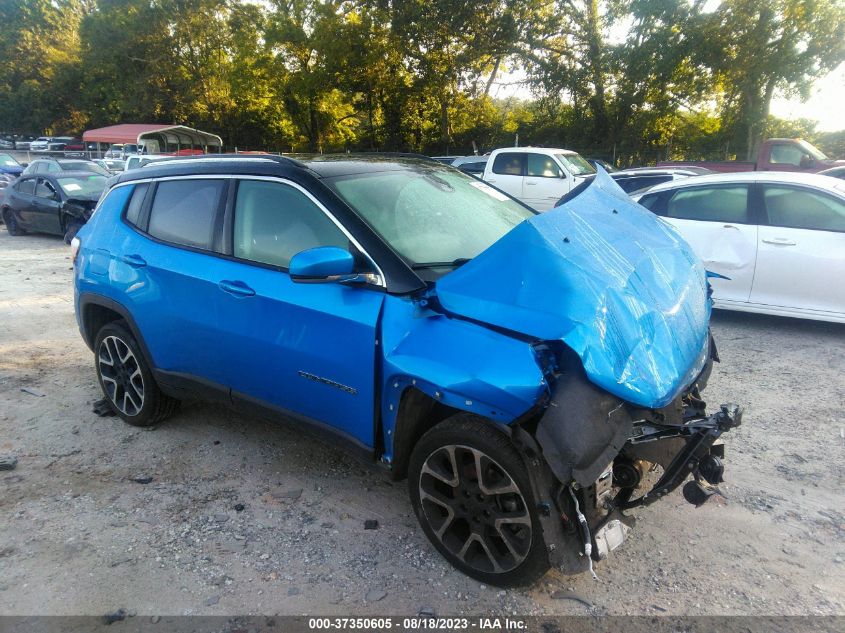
(526, 154, 562, 178)
(233, 180, 349, 269)
(124, 183, 149, 227)
(762, 186, 845, 232)
(665, 185, 750, 223)
(491, 153, 524, 176)
(147, 179, 224, 250)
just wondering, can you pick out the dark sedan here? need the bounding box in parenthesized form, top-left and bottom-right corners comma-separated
(1, 171, 107, 242)
(23, 158, 110, 176)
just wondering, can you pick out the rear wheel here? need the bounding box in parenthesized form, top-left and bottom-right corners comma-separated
(94, 321, 179, 427)
(2, 208, 25, 236)
(408, 413, 550, 587)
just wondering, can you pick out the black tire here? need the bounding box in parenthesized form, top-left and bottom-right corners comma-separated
(63, 220, 83, 244)
(94, 320, 179, 427)
(2, 208, 25, 236)
(408, 413, 550, 587)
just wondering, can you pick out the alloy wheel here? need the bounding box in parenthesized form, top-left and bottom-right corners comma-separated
(418, 444, 532, 574)
(98, 335, 145, 416)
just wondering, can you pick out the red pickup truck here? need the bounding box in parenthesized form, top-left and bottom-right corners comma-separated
(659, 138, 844, 174)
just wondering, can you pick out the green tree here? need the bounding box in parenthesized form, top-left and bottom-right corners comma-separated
(701, 0, 845, 159)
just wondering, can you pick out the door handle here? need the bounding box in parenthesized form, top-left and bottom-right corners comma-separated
(487, 179, 496, 183)
(525, 181, 537, 186)
(120, 254, 147, 267)
(722, 224, 739, 230)
(761, 238, 796, 246)
(218, 280, 255, 297)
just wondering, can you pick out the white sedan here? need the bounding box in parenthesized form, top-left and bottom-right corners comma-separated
(633, 171, 845, 323)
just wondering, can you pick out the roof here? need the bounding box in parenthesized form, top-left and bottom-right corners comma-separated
(492, 147, 579, 154)
(641, 170, 845, 194)
(613, 167, 709, 177)
(114, 153, 444, 183)
(82, 124, 223, 146)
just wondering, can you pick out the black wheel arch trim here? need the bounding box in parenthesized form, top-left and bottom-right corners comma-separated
(77, 293, 156, 371)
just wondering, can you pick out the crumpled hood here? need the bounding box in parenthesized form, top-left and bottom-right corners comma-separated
(434, 169, 711, 409)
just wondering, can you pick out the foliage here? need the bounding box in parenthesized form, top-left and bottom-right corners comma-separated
(1, 0, 842, 161)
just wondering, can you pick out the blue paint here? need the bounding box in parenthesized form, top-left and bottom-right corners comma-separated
(76, 168, 711, 462)
(435, 169, 711, 409)
(289, 246, 355, 278)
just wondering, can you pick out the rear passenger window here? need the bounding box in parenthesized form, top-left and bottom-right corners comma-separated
(233, 180, 349, 269)
(124, 183, 149, 227)
(147, 180, 224, 250)
(17, 178, 35, 195)
(665, 185, 749, 223)
(492, 153, 524, 176)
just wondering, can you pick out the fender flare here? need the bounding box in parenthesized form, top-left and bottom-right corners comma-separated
(77, 293, 156, 370)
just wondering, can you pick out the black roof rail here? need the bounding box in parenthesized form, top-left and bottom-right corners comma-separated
(158, 153, 308, 168)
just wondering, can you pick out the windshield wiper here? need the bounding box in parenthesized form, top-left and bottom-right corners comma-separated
(411, 257, 471, 270)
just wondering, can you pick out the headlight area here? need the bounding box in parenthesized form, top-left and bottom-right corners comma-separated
(514, 340, 742, 572)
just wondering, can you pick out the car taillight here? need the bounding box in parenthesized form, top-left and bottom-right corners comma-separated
(70, 236, 81, 266)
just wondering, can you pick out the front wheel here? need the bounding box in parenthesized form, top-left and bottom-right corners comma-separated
(94, 321, 179, 427)
(2, 208, 25, 236)
(408, 413, 550, 587)
(63, 220, 83, 244)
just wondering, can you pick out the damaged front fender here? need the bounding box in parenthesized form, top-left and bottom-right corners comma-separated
(378, 294, 549, 465)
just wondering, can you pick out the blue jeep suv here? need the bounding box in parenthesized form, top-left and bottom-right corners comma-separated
(73, 155, 740, 586)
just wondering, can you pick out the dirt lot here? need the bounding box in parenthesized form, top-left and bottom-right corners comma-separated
(0, 230, 843, 618)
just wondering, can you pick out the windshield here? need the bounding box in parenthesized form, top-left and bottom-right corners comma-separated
(556, 153, 596, 176)
(798, 139, 828, 161)
(326, 165, 535, 268)
(57, 175, 107, 197)
(62, 161, 109, 175)
(0, 153, 20, 167)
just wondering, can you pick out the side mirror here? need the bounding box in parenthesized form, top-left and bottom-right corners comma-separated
(289, 246, 358, 284)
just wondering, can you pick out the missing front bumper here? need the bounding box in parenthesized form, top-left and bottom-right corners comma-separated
(530, 356, 742, 568)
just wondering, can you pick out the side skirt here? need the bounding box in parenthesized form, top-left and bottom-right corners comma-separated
(153, 369, 380, 472)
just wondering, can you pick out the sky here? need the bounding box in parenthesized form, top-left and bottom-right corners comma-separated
(769, 63, 844, 132)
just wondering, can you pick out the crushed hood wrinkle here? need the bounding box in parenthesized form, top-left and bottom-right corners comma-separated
(434, 169, 711, 409)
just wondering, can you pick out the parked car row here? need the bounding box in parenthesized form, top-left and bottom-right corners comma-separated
(0, 135, 38, 150)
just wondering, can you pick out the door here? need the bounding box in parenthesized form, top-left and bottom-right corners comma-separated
(11, 177, 38, 229)
(652, 183, 757, 304)
(120, 178, 230, 382)
(750, 184, 845, 315)
(32, 178, 63, 234)
(523, 153, 569, 210)
(485, 152, 525, 201)
(214, 178, 385, 447)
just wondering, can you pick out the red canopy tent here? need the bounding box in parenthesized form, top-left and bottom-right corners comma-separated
(82, 124, 223, 153)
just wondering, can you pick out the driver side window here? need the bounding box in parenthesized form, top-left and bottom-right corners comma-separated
(35, 178, 57, 199)
(526, 153, 562, 178)
(233, 180, 350, 269)
(769, 144, 806, 167)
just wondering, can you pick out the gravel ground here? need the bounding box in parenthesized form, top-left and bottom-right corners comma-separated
(0, 231, 843, 617)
